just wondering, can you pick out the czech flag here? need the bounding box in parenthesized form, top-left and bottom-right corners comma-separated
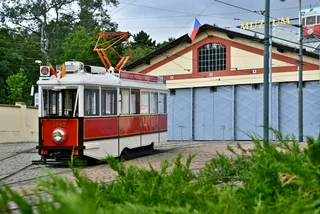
(188, 18, 201, 41)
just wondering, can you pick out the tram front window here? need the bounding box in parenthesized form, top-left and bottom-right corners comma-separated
(42, 89, 78, 117)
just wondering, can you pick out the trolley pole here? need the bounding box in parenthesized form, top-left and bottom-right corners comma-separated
(263, 0, 270, 145)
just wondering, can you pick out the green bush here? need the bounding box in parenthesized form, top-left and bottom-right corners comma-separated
(1, 130, 320, 213)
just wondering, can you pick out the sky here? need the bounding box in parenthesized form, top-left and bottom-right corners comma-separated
(108, 0, 320, 44)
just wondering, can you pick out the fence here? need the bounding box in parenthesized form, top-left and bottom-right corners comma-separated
(0, 103, 38, 143)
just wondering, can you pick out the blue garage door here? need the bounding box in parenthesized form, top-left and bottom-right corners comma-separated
(168, 89, 192, 141)
(194, 86, 233, 140)
(235, 84, 263, 140)
(303, 81, 320, 139)
(279, 82, 298, 138)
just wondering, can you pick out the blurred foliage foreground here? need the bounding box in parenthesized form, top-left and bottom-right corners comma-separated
(2, 130, 320, 214)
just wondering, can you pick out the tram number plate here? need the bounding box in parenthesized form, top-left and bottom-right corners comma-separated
(53, 122, 67, 128)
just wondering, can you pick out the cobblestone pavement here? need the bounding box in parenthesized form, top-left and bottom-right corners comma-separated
(0, 142, 73, 188)
(0, 141, 255, 191)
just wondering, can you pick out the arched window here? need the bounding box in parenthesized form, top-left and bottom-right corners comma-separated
(198, 43, 226, 72)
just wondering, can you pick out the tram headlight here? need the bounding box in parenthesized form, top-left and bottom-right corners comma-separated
(52, 128, 66, 144)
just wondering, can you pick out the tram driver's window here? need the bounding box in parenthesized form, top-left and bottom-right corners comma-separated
(159, 93, 167, 114)
(140, 91, 149, 114)
(84, 89, 99, 116)
(102, 88, 117, 115)
(121, 89, 130, 114)
(131, 89, 140, 114)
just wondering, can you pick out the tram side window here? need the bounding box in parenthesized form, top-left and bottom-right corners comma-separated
(84, 89, 99, 116)
(131, 89, 140, 114)
(307, 16, 316, 25)
(150, 93, 158, 114)
(140, 91, 149, 114)
(159, 93, 167, 114)
(121, 89, 130, 114)
(101, 88, 117, 115)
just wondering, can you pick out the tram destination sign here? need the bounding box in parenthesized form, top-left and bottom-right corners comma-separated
(120, 71, 158, 82)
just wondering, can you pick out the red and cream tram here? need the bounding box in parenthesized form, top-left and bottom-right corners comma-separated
(35, 61, 167, 164)
(302, 10, 320, 37)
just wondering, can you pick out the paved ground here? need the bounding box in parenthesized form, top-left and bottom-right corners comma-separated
(0, 141, 255, 190)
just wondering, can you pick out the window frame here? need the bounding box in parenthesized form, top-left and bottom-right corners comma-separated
(198, 43, 226, 72)
(101, 87, 117, 116)
(84, 88, 100, 116)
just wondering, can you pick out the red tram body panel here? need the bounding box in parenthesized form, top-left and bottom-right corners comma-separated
(84, 118, 119, 140)
(39, 118, 79, 155)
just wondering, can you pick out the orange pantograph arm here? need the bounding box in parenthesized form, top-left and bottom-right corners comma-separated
(93, 32, 132, 72)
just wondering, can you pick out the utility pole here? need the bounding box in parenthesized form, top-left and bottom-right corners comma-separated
(298, 0, 303, 142)
(263, 0, 270, 145)
(40, 25, 50, 66)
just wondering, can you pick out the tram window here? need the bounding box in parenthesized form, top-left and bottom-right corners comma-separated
(159, 93, 167, 114)
(43, 90, 49, 116)
(306, 16, 316, 25)
(140, 91, 149, 114)
(302, 17, 306, 25)
(63, 90, 77, 116)
(131, 89, 140, 114)
(121, 89, 130, 114)
(150, 93, 158, 114)
(318, 16, 320, 24)
(101, 88, 117, 115)
(84, 89, 99, 116)
(49, 91, 59, 115)
(42, 89, 77, 117)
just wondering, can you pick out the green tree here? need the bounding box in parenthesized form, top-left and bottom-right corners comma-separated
(132, 31, 156, 49)
(0, 0, 119, 65)
(157, 37, 175, 48)
(61, 28, 105, 66)
(0, 28, 40, 104)
(77, 0, 118, 32)
(125, 46, 154, 65)
(6, 69, 32, 104)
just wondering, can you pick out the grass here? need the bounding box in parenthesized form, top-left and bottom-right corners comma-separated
(1, 129, 320, 213)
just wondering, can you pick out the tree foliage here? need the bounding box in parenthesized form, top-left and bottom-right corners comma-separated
(0, 0, 170, 105)
(132, 30, 156, 49)
(6, 69, 31, 104)
(61, 28, 101, 65)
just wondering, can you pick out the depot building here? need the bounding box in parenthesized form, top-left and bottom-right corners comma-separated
(124, 24, 320, 141)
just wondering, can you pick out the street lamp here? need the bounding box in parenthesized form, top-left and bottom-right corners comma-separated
(264, 0, 303, 144)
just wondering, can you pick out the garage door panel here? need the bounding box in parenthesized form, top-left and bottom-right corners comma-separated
(212, 86, 233, 140)
(279, 83, 298, 138)
(303, 81, 320, 139)
(168, 89, 191, 141)
(194, 88, 213, 140)
(235, 85, 263, 140)
(194, 86, 232, 140)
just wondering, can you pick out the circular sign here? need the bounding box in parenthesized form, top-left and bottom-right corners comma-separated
(40, 66, 49, 76)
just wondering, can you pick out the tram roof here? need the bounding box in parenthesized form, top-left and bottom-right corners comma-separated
(37, 70, 167, 91)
